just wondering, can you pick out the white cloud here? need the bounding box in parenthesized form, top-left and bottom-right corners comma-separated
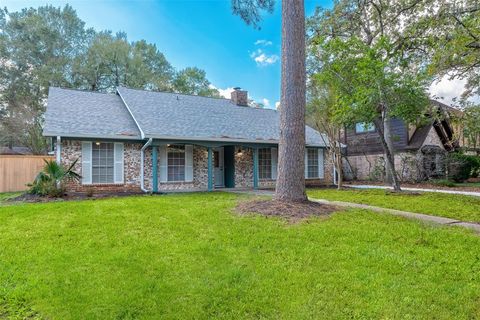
(209, 84, 234, 99)
(429, 76, 466, 106)
(254, 39, 272, 46)
(429, 75, 480, 105)
(250, 49, 279, 66)
(262, 98, 270, 107)
(275, 101, 280, 109)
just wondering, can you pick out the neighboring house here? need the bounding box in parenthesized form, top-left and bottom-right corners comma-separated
(343, 100, 459, 182)
(43, 87, 332, 193)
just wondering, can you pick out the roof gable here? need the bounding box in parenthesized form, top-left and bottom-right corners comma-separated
(44, 87, 142, 139)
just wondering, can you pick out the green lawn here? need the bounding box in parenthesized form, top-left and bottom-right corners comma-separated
(455, 182, 480, 188)
(1, 193, 480, 319)
(308, 188, 480, 223)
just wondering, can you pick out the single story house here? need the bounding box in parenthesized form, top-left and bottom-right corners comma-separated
(44, 86, 332, 193)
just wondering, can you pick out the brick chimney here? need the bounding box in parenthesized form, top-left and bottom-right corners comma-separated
(231, 87, 248, 106)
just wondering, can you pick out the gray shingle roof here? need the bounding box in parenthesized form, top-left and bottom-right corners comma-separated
(44, 86, 328, 147)
(44, 87, 141, 139)
(117, 87, 328, 146)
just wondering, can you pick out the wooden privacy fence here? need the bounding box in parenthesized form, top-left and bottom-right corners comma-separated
(0, 155, 54, 192)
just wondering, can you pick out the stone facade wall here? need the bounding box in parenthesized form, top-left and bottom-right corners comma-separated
(60, 140, 143, 193)
(344, 152, 422, 182)
(59, 140, 331, 192)
(235, 147, 254, 188)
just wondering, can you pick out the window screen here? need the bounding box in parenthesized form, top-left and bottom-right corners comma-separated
(92, 142, 114, 183)
(258, 148, 272, 180)
(355, 122, 375, 133)
(167, 145, 185, 182)
(307, 148, 319, 178)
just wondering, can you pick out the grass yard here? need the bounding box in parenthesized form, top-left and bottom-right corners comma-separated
(0, 192, 21, 203)
(455, 182, 480, 188)
(1, 193, 480, 319)
(308, 188, 480, 223)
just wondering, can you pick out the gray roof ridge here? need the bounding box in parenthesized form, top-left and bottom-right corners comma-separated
(116, 87, 146, 139)
(116, 85, 279, 113)
(49, 86, 115, 96)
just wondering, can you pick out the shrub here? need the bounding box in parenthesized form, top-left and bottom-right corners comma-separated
(28, 159, 81, 197)
(448, 153, 480, 182)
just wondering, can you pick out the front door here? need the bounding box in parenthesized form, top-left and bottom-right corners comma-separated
(214, 147, 224, 187)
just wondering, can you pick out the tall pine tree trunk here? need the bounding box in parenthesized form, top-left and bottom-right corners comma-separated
(275, 0, 307, 202)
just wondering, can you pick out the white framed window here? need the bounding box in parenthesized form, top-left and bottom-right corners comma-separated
(258, 148, 272, 180)
(355, 122, 375, 133)
(167, 145, 185, 182)
(82, 141, 123, 185)
(307, 148, 319, 178)
(305, 148, 324, 179)
(92, 142, 114, 184)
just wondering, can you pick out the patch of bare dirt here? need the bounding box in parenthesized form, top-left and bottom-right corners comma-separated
(236, 199, 339, 223)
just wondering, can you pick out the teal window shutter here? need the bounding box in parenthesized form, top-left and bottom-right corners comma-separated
(185, 145, 193, 182)
(81, 142, 92, 184)
(159, 145, 167, 182)
(114, 143, 124, 183)
(318, 148, 325, 179)
(271, 148, 277, 180)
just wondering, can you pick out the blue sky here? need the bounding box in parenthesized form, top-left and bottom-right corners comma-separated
(3, 0, 332, 108)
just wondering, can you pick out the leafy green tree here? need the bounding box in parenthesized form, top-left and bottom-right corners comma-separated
(231, 0, 274, 28)
(73, 32, 174, 92)
(307, 0, 439, 190)
(462, 102, 480, 150)
(0, 5, 89, 153)
(307, 80, 345, 188)
(172, 67, 220, 97)
(427, 2, 480, 99)
(311, 36, 430, 191)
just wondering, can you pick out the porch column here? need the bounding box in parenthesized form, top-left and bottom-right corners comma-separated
(152, 146, 158, 193)
(56, 136, 61, 164)
(207, 147, 213, 191)
(253, 147, 258, 189)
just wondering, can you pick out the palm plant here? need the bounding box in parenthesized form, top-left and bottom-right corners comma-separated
(29, 159, 81, 197)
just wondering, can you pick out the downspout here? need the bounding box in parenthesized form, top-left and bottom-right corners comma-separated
(56, 136, 61, 164)
(140, 138, 153, 193)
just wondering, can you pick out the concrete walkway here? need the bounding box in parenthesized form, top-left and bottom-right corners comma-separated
(345, 184, 480, 197)
(309, 197, 480, 234)
(225, 189, 480, 233)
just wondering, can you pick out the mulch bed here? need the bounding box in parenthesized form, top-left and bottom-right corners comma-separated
(236, 199, 339, 223)
(6, 192, 142, 204)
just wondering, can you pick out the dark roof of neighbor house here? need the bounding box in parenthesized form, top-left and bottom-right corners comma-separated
(44, 86, 329, 147)
(405, 100, 459, 151)
(407, 122, 434, 150)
